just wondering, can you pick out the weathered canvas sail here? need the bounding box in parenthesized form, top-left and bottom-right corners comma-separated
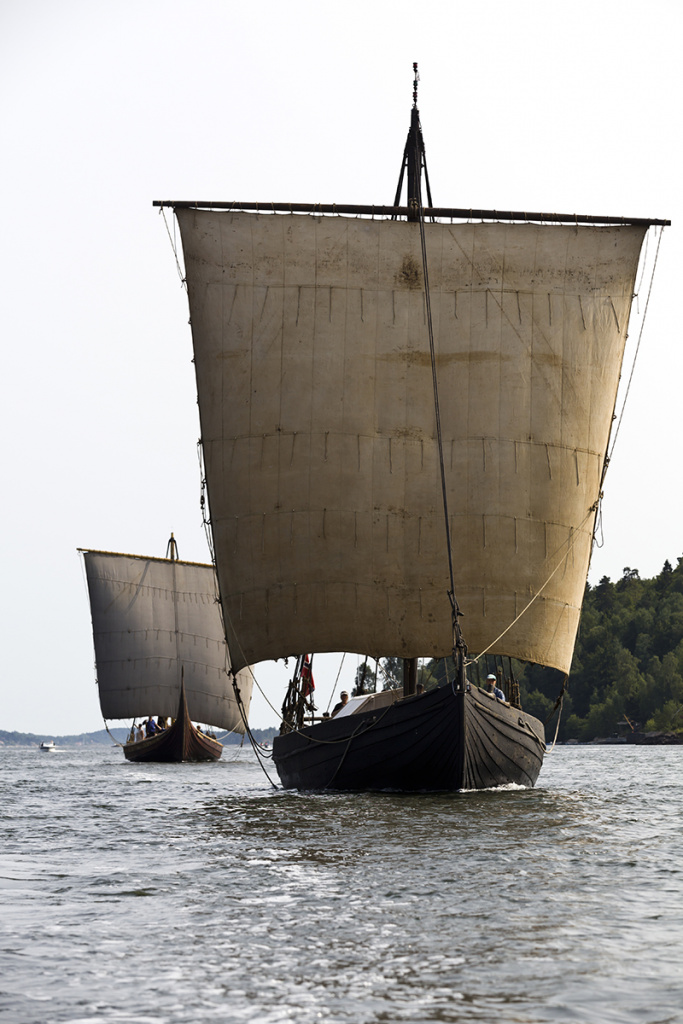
(82, 549, 252, 729)
(177, 209, 646, 674)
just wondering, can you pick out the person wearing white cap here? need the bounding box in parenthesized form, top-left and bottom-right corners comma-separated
(485, 674, 506, 701)
(331, 691, 350, 717)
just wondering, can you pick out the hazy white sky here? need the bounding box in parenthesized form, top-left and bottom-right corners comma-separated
(2, 0, 679, 733)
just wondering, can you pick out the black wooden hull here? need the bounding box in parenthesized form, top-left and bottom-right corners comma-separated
(123, 684, 223, 763)
(272, 685, 545, 791)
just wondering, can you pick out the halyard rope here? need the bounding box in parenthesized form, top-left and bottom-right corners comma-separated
(605, 225, 664, 464)
(470, 507, 594, 663)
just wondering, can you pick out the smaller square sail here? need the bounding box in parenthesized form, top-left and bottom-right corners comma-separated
(82, 549, 252, 730)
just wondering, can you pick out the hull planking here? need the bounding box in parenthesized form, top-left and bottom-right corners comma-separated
(122, 683, 223, 764)
(272, 685, 545, 791)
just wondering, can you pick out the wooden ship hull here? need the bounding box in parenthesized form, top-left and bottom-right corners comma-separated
(123, 684, 222, 764)
(272, 685, 545, 791)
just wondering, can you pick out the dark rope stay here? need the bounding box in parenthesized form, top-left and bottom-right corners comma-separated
(406, 65, 467, 687)
(231, 673, 280, 789)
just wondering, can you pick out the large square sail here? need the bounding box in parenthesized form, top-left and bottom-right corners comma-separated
(176, 209, 646, 675)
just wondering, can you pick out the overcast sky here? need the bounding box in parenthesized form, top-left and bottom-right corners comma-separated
(2, 0, 679, 734)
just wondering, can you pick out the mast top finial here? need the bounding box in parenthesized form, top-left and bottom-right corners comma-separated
(412, 62, 419, 107)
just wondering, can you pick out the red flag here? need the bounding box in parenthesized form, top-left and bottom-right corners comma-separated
(301, 655, 315, 697)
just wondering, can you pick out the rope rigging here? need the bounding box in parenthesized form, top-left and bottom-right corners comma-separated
(408, 67, 467, 687)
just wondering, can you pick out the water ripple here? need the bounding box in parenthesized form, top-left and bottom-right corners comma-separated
(1, 746, 682, 1022)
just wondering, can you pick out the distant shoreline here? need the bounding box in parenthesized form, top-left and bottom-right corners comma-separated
(0, 726, 277, 748)
(2, 729, 679, 747)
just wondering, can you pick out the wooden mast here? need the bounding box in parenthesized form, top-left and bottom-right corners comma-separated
(403, 64, 425, 696)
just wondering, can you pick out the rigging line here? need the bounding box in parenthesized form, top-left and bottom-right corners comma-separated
(193, 441, 282, 723)
(544, 695, 564, 753)
(325, 652, 347, 713)
(170, 544, 182, 693)
(322, 718, 378, 789)
(416, 203, 459, 626)
(471, 507, 594, 662)
(234, 694, 280, 789)
(606, 225, 665, 465)
(160, 207, 187, 288)
(244, 662, 283, 720)
(274, 699, 400, 751)
(634, 228, 650, 310)
(104, 720, 125, 747)
(214, 721, 242, 741)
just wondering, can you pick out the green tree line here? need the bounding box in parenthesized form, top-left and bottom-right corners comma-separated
(514, 557, 683, 740)
(352, 557, 683, 741)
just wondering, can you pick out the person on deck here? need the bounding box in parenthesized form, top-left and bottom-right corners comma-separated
(331, 691, 349, 717)
(145, 717, 157, 737)
(485, 674, 506, 701)
(135, 724, 144, 742)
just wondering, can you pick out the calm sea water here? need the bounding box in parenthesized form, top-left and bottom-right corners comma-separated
(1, 742, 681, 1024)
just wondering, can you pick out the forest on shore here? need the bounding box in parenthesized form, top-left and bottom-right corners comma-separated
(352, 557, 683, 743)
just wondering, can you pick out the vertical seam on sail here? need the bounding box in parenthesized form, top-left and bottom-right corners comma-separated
(278, 217, 286, 578)
(373, 222, 382, 592)
(499, 241, 506, 521)
(247, 217, 256, 549)
(259, 286, 269, 322)
(309, 217, 318, 594)
(609, 297, 621, 333)
(228, 284, 238, 323)
(559, 229, 571, 498)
